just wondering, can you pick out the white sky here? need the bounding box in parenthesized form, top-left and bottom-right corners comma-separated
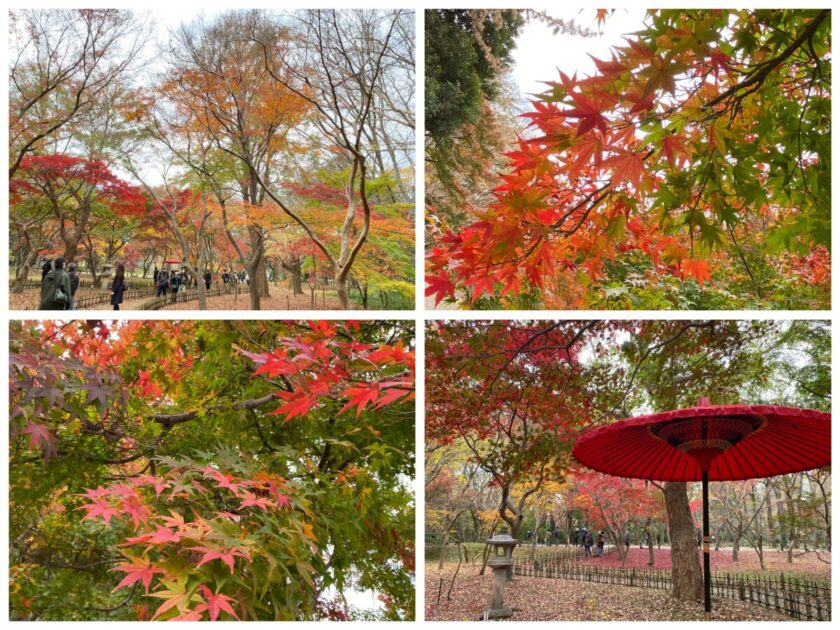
(512, 8, 648, 98)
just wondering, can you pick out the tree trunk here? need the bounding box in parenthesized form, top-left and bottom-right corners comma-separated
(646, 519, 655, 566)
(12, 247, 40, 292)
(664, 482, 703, 601)
(256, 256, 270, 298)
(247, 226, 263, 310)
(732, 526, 741, 562)
(291, 265, 303, 295)
(196, 251, 207, 311)
(335, 271, 350, 310)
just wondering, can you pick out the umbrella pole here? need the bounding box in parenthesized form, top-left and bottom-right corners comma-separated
(702, 470, 711, 620)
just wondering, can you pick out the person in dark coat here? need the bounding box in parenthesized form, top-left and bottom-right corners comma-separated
(39, 257, 71, 310)
(156, 268, 168, 297)
(41, 260, 52, 283)
(110, 263, 127, 311)
(153, 266, 159, 284)
(596, 531, 606, 557)
(204, 270, 212, 290)
(67, 263, 80, 310)
(170, 271, 180, 303)
(583, 529, 593, 557)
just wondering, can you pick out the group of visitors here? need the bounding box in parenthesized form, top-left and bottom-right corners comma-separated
(39, 260, 248, 310)
(39, 259, 125, 311)
(221, 269, 249, 285)
(578, 527, 607, 558)
(153, 266, 221, 304)
(154, 266, 191, 303)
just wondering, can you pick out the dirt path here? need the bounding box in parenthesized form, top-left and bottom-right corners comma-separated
(11, 283, 348, 311)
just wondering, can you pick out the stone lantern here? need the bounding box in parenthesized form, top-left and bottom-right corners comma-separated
(483, 527, 518, 619)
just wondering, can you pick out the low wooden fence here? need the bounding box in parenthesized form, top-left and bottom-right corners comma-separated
(140, 284, 243, 310)
(11, 278, 156, 292)
(73, 286, 158, 309)
(513, 555, 830, 621)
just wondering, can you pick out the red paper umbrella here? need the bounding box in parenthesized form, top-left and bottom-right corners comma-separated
(573, 398, 831, 620)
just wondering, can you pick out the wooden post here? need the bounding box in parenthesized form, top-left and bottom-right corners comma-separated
(702, 470, 711, 620)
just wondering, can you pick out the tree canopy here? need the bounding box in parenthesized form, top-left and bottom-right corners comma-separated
(10, 320, 415, 620)
(426, 9, 831, 309)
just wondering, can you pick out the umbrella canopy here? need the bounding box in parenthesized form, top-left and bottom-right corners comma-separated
(573, 403, 830, 481)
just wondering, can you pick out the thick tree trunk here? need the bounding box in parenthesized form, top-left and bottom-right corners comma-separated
(664, 482, 703, 601)
(256, 257, 270, 298)
(335, 272, 350, 310)
(12, 247, 40, 293)
(291, 266, 303, 295)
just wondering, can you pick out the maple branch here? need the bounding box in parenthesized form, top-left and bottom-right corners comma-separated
(485, 321, 598, 395)
(151, 393, 281, 428)
(599, 321, 716, 422)
(705, 9, 829, 109)
(725, 222, 762, 298)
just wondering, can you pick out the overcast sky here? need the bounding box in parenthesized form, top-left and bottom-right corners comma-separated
(512, 8, 648, 98)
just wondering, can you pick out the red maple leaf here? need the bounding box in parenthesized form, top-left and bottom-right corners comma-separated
(425, 274, 456, 307)
(606, 149, 646, 189)
(22, 422, 56, 459)
(660, 133, 691, 169)
(121, 495, 149, 528)
(239, 492, 273, 511)
(196, 585, 239, 621)
(81, 497, 121, 526)
(269, 390, 319, 420)
(192, 545, 250, 574)
(112, 557, 166, 594)
(339, 384, 380, 418)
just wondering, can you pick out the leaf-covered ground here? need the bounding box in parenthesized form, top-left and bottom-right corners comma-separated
(425, 563, 792, 621)
(577, 547, 831, 579)
(154, 288, 345, 311)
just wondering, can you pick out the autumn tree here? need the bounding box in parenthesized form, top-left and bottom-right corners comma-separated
(570, 470, 663, 564)
(426, 321, 602, 539)
(9, 9, 150, 177)
(251, 9, 413, 308)
(140, 11, 311, 310)
(9, 154, 147, 268)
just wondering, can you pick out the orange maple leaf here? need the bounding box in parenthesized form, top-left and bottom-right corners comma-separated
(682, 259, 712, 287)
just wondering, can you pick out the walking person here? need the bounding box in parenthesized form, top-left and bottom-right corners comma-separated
(204, 269, 211, 290)
(40, 260, 52, 283)
(67, 263, 80, 310)
(584, 529, 593, 557)
(157, 268, 169, 298)
(170, 270, 180, 303)
(596, 531, 606, 557)
(39, 257, 71, 310)
(110, 263, 127, 311)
